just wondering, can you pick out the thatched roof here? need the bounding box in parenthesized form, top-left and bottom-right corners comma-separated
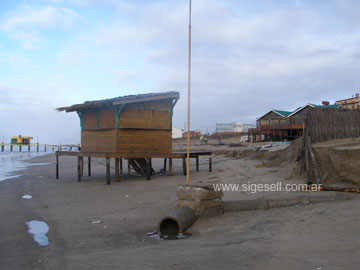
(57, 91, 180, 112)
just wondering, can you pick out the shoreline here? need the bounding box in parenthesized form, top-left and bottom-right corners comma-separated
(0, 153, 359, 269)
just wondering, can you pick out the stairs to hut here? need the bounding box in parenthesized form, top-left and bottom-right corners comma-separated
(128, 158, 154, 175)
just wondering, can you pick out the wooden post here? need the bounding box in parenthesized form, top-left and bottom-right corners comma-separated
(10, 144, 13, 152)
(115, 158, 120, 182)
(120, 158, 123, 174)
(196, 155, 199, 171)
(146, 158, 151, 180)
(28, 145, 30, 152)
(56, 154, 59, 179)
(88, 157, 91, 176)
(80, 157, 84, 177)
(182, 158, 187, 175)
(77, 156, 81, 182)
(163, 158, 167, 172)
(169, 158, 173, 176)
(1, 144, 4, 152)
(209, 157, 212, 172)
(19, 145, 22, 152)
(37, 144, 39, 152)
(106, 157, 111, 185)
(45, 144, 47, 152)
(127, 159, 131, 173)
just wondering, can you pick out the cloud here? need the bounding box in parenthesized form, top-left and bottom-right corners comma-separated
(0, 84, 80, 144)
(0, 5, 81, 49)
(48, 0, 360, 132)
(2, 0, 360, 139)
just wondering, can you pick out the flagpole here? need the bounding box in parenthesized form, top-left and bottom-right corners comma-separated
(186, 0, 192, 184)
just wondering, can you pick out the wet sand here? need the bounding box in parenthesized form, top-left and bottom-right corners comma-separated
(0, 148, 359, 270)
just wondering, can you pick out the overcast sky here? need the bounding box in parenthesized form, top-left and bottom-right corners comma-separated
(1, 0, 359, 144)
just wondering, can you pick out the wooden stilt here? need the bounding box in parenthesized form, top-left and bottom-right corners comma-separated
(10, 145, 13, 152)
(146, 158, 151, 180)
(169, 158, 173, 176)
(163, 158, 167, 172)
(127, 159, 131, 173)
(196, 155, 199, 171)
(182, 158, 187, 175)
(56, 154, 59, 179)
(115, 158, 120, 182)
(77, 156, 81, 182)
(120, 158, 123, 174)
(80, 157, 84, 177)
(1, 144, 3, 152)
(209, 157, 212, 172)
(28, 145, 30, 152)
(106, 157, 111, 185)
(45, 144, 47, 152)
(88, 157, 91, 176)
(19, 145, 22, 152)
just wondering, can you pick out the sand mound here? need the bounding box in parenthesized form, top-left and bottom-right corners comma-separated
(312, 137, 360, 187)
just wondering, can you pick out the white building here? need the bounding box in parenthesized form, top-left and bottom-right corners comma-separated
(216, 122, 255, 133)
(242, 124, 256, 132)
(216, 123, 234, 133)
(233, 122, 243, 132)
(172, 126, 183, 139)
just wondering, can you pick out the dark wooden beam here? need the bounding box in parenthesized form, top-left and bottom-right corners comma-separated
(182, 158, 187, 175)
(146, 158, 151, 180)
(115, 158, 120, 182)
(77, 156, 81, 182)
(56, 155, 59, 179)
(88, 157, 91, 176)
(106, 157, 111, 185)
(196, 156, 199, 172)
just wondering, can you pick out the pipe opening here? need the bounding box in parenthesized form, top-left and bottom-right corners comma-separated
(159, 218, 180, 235)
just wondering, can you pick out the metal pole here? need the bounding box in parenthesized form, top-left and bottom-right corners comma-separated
(186, 0, 192, 184)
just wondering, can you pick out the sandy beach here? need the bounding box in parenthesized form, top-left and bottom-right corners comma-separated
(1, 143, 359, 270)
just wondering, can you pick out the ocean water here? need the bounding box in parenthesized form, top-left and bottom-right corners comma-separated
(0, 151, 50, 181)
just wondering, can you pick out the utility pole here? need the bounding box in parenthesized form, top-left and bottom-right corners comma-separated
(186, 0, 192, 184)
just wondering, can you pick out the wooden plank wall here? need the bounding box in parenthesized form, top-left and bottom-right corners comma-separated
(119, 99, 171, 130)
(99, 109, 115, 129)
(83, 111, 97, 130)
(81, 129, 117, 152)
(117, 129, 172, 157)
(80, 99, 173, 156)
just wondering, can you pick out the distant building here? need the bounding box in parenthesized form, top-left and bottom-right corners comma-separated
(251, 102, 342, 142)
(216, 123, 234, 133)
(233, 122, 243, 132)
(182, 130, 201, 138)
(335, 93, 360, 109)
(11, 135, 33, 145)
(172, 126, 183, 139)
(216, 122, 255, 133)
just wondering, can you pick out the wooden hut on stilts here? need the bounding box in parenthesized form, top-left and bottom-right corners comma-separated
(55, 91, 211, 184)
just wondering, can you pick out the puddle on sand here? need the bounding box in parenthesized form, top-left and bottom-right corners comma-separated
(26, 220, 49, 246)
(22, 195, 32, 199)
(147, 231, 191, 240)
